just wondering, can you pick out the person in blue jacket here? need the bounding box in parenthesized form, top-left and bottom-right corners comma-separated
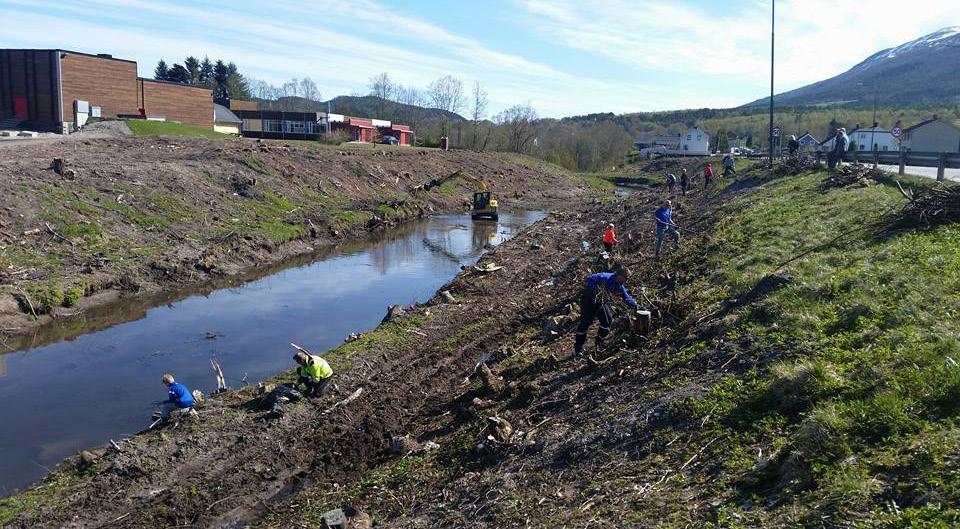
(573, 266, 639, 357)
(654, 200, 681, 258)
(161, 373, 196, 420)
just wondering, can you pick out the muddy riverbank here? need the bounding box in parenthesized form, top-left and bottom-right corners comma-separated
(0, 137, 583, 338)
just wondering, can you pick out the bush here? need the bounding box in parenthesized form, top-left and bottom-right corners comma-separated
(317, 130, 351, 145)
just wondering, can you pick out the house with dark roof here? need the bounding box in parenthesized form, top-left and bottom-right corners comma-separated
(213, 103, 241, 134)
(796, 132, 819, 152)
(902, 117, 960, 152)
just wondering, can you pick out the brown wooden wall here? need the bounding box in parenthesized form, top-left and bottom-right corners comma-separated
(0, 49, 60, 130)
(137, 79, 213, 128)
(228, 99, 257, 111)
(60, 52, 138, 123)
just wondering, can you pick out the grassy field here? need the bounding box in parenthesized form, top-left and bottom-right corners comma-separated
(665, 168, 960, 526)
(124, 119, 231, 138)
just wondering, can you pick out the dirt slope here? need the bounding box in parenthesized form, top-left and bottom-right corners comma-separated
(0, 137, 581, 343)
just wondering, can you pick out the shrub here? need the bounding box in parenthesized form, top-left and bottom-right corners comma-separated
(317, 129, 351, 145)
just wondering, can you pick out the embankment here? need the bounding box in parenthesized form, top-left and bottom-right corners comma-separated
(0, 137, 584, 342)
(7, 160, 957, 528)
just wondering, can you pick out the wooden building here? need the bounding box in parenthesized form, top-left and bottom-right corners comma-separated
(1, 48, 212, 132)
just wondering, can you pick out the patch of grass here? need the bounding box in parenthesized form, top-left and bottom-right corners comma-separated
(124, 119, 229, 138)
(0, 469, 83, 525)
(243, 155, 270, 175)
(63, 283, 87, 308)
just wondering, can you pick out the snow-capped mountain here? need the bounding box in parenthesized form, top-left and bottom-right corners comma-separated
(745, 27, 960, 108)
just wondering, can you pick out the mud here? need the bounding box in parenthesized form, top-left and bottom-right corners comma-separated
(0, 136, 580, 339)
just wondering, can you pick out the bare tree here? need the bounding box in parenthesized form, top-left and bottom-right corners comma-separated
(470, 81, 488, 150)
(428, 75, 464, 138)
(368, 72, 394, 118)
(299, 77, 321, 102)
(495, 103, 539, 153)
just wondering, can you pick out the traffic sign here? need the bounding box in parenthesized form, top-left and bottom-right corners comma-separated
(772, 127, 781, 137)
(891, 126, 903, 139)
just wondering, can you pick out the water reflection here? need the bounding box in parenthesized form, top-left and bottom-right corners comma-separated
(0, 211, 544, 495)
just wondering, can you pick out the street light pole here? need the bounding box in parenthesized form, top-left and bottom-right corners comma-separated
(768, 0, 775, 167)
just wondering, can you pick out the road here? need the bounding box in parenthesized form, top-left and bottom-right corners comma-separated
(877, 164, 960, 182)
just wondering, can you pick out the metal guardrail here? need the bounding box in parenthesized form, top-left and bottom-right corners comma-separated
(740, 150, 959, 181)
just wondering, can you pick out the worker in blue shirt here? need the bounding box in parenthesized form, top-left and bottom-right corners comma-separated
(573, 266, 639, 357)
(654, 200, 681, 258)
(160, 373, 196, 421)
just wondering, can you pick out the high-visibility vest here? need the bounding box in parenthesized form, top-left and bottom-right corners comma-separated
(302, 355, 333, 380)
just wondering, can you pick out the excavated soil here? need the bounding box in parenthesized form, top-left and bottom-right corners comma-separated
(2, 161, 723, 528)
(0, 137, 581, 344)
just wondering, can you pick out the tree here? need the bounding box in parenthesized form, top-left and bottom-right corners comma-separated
(212, 60, 230, 102)
(299, 77, 321, 102)
(153, 60, 169, 81)
(166, 64, 190, 83)
(368, 72, 394, 117)
(184, 56, 201, 85)
(224, 62, 250, 101)
(495, 103, 538, 153)
(428, 75, 464, 138)
(200, 56, 214, 87)
(470, 81, 488, 150)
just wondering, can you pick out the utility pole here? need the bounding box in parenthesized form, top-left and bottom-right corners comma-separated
(768, 0, 775, 167)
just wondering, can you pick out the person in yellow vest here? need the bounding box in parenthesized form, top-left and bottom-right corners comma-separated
(293, 351, 333, 397)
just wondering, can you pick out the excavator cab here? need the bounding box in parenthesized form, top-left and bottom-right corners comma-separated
(472, 191, 498, 221)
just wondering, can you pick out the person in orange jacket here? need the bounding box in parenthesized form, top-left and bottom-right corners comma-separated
(602, 223, 618, 252)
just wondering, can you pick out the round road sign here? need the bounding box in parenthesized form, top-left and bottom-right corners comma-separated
(891, 126, 903, 139)
(772, 127, 781, 137)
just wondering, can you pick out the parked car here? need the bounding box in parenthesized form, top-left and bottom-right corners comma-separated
(639, 145, 667, 157)
(381, 135, 399, 145)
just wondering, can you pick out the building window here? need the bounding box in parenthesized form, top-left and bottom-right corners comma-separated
(686, 134, 692, 140)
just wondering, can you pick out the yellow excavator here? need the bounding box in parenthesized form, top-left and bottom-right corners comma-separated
(414, 170, 499, 220)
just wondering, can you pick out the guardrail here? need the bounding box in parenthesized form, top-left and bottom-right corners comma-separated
(742, 150, 960, 181)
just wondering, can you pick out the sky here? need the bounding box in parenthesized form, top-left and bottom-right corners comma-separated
(2, 0, 959, 118)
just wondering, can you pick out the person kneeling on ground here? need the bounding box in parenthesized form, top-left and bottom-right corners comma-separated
(160, 373, 196, 421)
(602, 223, 618, 253)
(294, 351, 334, 397)
(573, 266, 639, 357)
(654, 200, 681, 258)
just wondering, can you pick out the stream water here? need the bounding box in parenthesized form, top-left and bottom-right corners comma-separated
(0, 211, 544, 495)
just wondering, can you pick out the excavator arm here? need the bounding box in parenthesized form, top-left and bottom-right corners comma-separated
(413, 170, 499, 220)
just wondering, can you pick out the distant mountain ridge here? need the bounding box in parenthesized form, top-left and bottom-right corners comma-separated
(745, 27, 960, 108)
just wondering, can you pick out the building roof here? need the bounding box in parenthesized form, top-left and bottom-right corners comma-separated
(904, 117, 960, 133)
(797, 132, 818, 142)
(214, 104, 241, 124)
(2, 48, 139, 64)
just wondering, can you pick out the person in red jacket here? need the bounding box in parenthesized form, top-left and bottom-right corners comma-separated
(703, 163, 715, 188)
(602, 223, 618, 252)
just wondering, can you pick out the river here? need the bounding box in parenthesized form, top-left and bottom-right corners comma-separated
(0, 211, 545, 495)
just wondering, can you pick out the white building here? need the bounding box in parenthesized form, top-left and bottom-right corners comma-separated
(902, 118, 960, 153)
(634, 127, 711, 156)
(849, 126, 899, 152)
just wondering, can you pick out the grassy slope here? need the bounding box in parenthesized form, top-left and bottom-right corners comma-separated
(124, 119, 230, 138)
(255, 167, 960, 528)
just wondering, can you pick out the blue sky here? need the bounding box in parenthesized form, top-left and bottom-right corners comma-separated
(3, 0, 959, 117)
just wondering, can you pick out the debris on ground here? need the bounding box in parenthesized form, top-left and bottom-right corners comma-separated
(473, 262, 503, 273)
(258, 384, 304, 418)
(382, 304, 406, 323)
(321, 507, 372, 529)
(895, 180, 960, 225)
(821, 163, 885, 188)
(345, 332, 364, 342)
(441, 290, 457, 303)
(479, 363, 505, 394)
(775, 154, 819, 176)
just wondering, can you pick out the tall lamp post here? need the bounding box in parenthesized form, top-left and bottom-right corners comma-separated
(768, 0, 775, 167)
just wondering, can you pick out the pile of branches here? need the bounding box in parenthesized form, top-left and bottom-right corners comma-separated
(821, 163, 885, 189)
(895, 181, 960, 226)
(775, 154, 818, 176)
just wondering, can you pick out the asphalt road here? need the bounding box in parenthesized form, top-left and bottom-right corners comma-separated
(877, 164, 960, 182)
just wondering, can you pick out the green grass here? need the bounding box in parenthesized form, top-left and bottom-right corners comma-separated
(0, 470, 83, 525)
(666, 168, 960, 525)
(124, 119, 229, 138)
